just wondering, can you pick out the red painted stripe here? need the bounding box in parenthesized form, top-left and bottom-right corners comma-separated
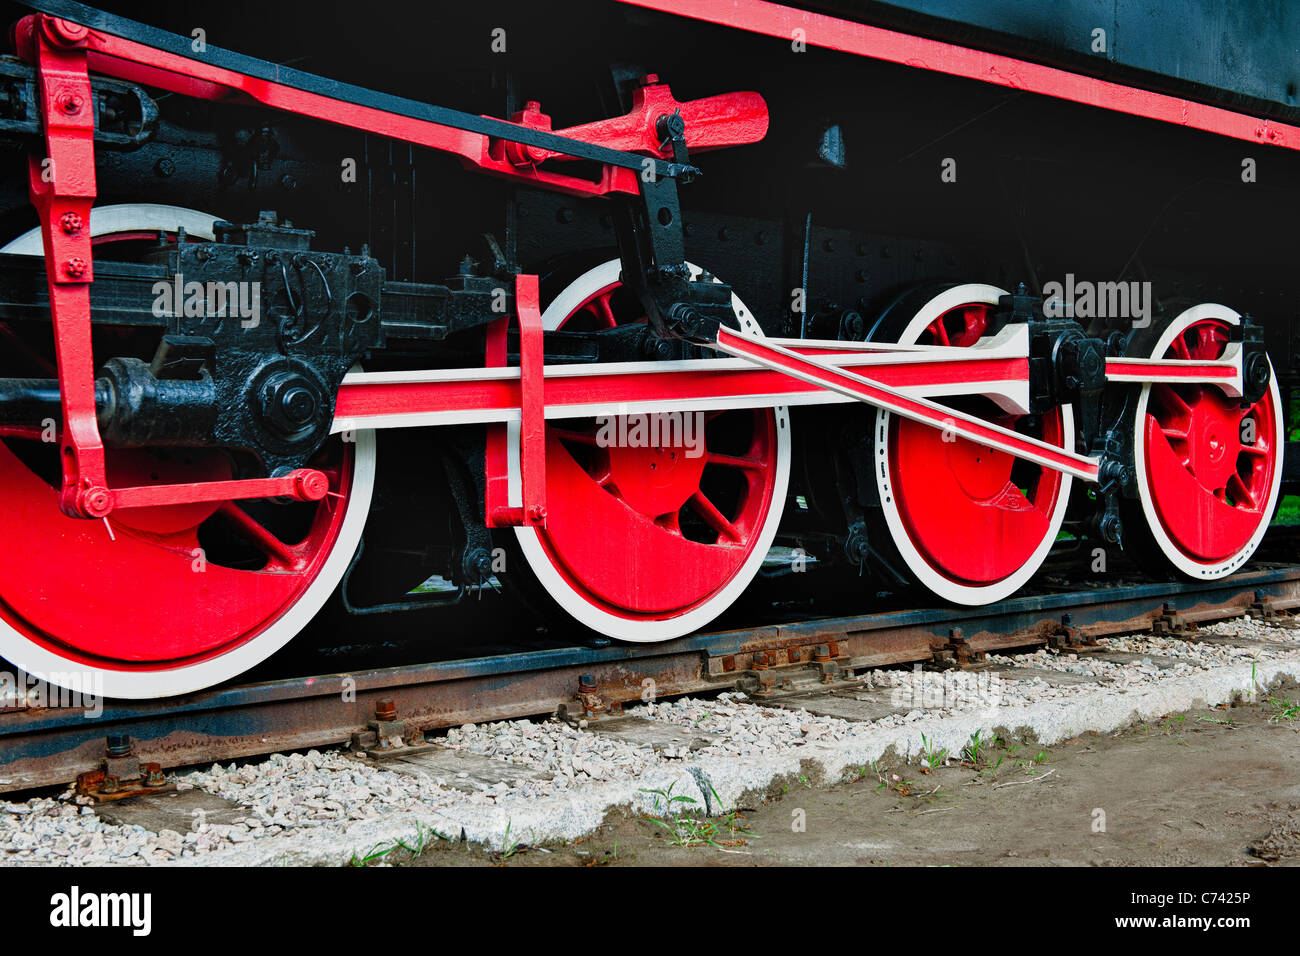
(335, 379, 518, 419)
(334, 355, 1027, 421)
(1105, 360, 1235, 380)
(615, 0, 1300, 150)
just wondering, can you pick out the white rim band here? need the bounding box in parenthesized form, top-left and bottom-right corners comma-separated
(874, 284, 1075, 605)
(510, 260, 791, 641)
(1132, 304, 1284, 578)
(0, 206, 376, 698)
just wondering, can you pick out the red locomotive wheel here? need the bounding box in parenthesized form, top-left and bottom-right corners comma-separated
(874, 284, 1073, 604)
(511, 260, 790, 640)
(1131, 307, 1284, 578)
(0, 207, 375, 698)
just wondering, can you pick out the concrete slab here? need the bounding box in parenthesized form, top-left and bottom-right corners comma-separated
(587, 716, 715, 752)
(1089, 651, 1182, 669)
(95, 788, 245, 833)
(762, 689, 910, 722)
(382, 748, 552, 792)
(988, 666, 1103, 686)
(1183, 633, 1272, 650)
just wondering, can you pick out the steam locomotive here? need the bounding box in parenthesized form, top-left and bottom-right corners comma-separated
(0, 0, 1292, 697)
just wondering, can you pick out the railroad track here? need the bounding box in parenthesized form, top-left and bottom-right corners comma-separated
(1, 562, 1298, 796)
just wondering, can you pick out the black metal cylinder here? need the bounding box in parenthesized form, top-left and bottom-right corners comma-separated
(0, 360, 217, 446)
(96, 357, 218, 446)
(0, 378, 65, 425)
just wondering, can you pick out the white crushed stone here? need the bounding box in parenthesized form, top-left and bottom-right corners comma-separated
(442, 718, 657, 783)
(1, 614, 1296, 866)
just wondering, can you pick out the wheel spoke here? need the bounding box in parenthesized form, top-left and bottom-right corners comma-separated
(688, 490, 741, 542)
(1227, 473, 1258, 510)
(706, 451, 766, 471)
(217, 502, 300, 568)
(959, 306, 988, 344)
(552, 427, 600, 446)
(593, 291, 618, 328)
(0, 425, 49, 441)
(990, 481, 1034, 512)
(1154, 384, 1196, 418)
(655, 511, 682, 533)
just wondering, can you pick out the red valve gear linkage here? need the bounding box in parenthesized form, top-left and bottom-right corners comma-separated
(13, 11, 767, 519)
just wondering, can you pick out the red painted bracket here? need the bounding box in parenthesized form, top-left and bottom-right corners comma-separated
(23, 15, 106, 518)
(112, 469, 329, 510)
(485, 274, 547, 529)
(495, 79, 768, 168)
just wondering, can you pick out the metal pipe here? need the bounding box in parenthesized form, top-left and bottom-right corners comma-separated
(0, 378, 75, 424)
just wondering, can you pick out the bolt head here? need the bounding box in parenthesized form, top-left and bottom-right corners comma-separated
(281, 386, 316, 424)
(257, 371, 324, 440)
(63, 256, 87, 278)
(44, 18, 89, 46)
(293, 470, 329, 501)
(58, 211, 82, 235)
(82, 485, 112, 516)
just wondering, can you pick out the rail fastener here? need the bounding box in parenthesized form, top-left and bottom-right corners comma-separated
(75, 735, 174, 802)
(351, 698, 432, 759)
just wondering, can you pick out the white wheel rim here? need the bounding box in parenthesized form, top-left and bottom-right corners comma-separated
(874, 284, 1075, 605)
(2, 203, 219, 255)
(511, 259, 791, 641)
(0, 206, 376, 698)
(1132, 303, 1285, 578)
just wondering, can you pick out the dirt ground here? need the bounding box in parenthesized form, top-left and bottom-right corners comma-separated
(389, 685, 1300, 867)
